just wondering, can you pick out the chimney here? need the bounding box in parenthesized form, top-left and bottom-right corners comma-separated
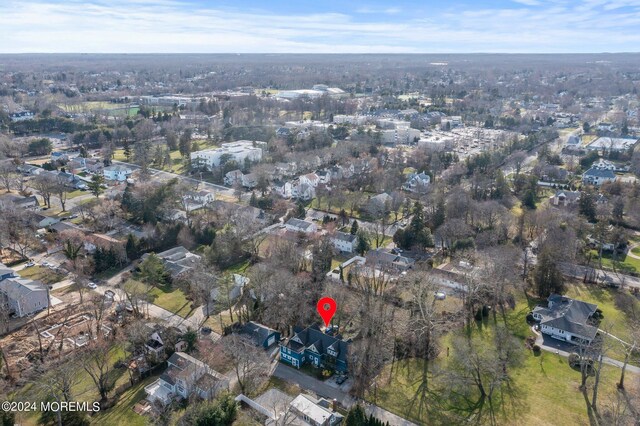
(332, 399, 337, 412)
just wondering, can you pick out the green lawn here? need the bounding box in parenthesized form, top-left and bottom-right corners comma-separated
(148, 284, 193, 318)
(590, 250, 640, 274)
(631, 246, 640, 256)
(11, 345, 130, 426)
(18, 265, 65, 285)
(91, 375, 158, 426)
(565, 283, 640, 362)
(371, 285, 638, 425)
(66, 189, 88, 199)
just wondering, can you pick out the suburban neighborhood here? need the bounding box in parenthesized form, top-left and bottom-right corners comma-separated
(1, 10, 640, 426)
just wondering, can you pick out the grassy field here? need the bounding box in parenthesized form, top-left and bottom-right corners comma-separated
(370, 284, 638, 425)
(564, 282, 640, 362)
(91, 375, 159, 426)
(18, 265, 65, 284)
(148, 284, 193, 318)
(632, 246, 640, 256)
(124, 278, 193, 318)
(11, 345, 130, 426)
(590, 249, 640, 275)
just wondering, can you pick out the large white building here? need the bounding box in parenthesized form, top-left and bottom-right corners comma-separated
(380, 128, 421, 145)
(190, 141, 263, 169)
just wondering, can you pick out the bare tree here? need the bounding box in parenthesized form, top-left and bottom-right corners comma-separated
(221, 334, 270, 394)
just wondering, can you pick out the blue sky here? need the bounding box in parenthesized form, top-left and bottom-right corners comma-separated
(1, 0, 639, 53)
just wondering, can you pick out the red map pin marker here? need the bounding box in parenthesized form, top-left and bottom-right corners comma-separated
(317, 297, 337, 328)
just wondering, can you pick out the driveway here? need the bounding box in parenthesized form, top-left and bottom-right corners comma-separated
(273, 363, 355, 407)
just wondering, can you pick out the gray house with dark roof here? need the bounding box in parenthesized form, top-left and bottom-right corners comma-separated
(237, 321, 280, 349)
(532, 294, 599, 345)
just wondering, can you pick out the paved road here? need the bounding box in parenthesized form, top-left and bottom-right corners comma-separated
(559, 262, 640, 289)
(111, 160, 233, 195)
(90, 264, 219, 339)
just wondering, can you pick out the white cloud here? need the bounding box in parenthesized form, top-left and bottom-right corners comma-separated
(0, 0, 638, 53)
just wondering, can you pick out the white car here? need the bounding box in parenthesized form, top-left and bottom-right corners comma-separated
(86, 282, 97, 289)
(25, 261, 35, 267)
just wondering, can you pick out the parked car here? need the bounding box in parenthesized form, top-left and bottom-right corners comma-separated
(336, 375, 348, 385)
(86, 282, 97, 289)
(41, 261, 51, 267)
(201, 326, 212, 334)
(104, 290, 115, 299)
(25, 261, 35, 267)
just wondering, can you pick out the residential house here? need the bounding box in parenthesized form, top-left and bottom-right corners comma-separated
(0, 263, 17, 281)
(532, 294, 599, 345)
(237, 321, 281, 349)
(224, 169, 244, 187)
(586, 137, 638, 152)
(402, 172, 431, 193)
(144, 352, 229, 406)
(280, 325, 349, 372)
(582, 168, 616, 186)
(292, 182, 315, 201)
(55, 171, 88, 190)
(51, 151, 80, 163)
(330, 232, 357, 253)
(182, 190, 215, 211)
(103, 164, 133, 181)
(68, 157, 103, 174)
(285, 218, 317, 234)
(142, 246, 201, 278)
(2, 194, 40, 210)
(145, 331, 166, 363)
(242, 173, 258, 189)
(273, 180, 293, 198)
(316, 170, 331, 185)
(0, 277, 49, 317)
(366, 248, 415, 272)
(550, 190, 581, 207)
(210, 274, 251, 304)
(289, 394, 344, 426)
(17, 164, 44, 176)
(300, 173, 321, 188)
(366, 193, 392, 216)
(592, 159, 616, 171)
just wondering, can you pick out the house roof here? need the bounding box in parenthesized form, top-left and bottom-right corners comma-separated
(583, 168, 616, 179)
(290, 394, 342, 425)
(285, 325, 349, 364)
(0, 278, 47, 300)
(554, 190, 581, 201)
(238, 321, 278, 346)
(533, 294, 598, 339)
(332, 231, 357, 243)
(286, 218, 315, 230)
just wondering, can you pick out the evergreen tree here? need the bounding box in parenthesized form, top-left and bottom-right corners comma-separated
(534, 249, 565, 297)
(579, 191, 597, 222)
(356, 231, 371, 255)
(249, 191, 258, 207)
(126, 233, 140, 261)
(350, 219, 359, 235)
(88, 173, 105, 198)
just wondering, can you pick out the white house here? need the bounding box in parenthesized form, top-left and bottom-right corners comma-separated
(532, 294, 599, 345)
(273, 180, 293, 198)
(299, 173, 320, 188)
(289, 394, 344, 426)
(285, 218, 317, 234)
(592, 159, 616, 171)
(103, 164, 133, 181)
(190, 141, 263, 169)
(182, 190, 215, 211)
(331, 231, 357, 253)
(582, 168, 616, 186)
(224, 169, 244, 186)
(403, 172, 431, 193)
(144, 352, 228, 406)
(0, 278, 49, 317)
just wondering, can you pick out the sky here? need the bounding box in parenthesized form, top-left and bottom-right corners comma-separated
(0, 0, 639, 53)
